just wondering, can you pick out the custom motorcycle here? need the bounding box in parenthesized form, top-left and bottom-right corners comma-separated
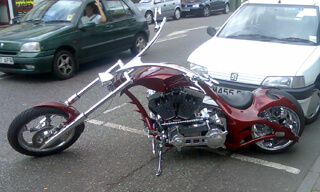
(7, 15, 304, 176)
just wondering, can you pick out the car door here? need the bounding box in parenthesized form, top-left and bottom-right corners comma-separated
(77, 1, 116, 62)
(103, 0, 137, 52)
(155, 0, 171, 17)
(209, 0, 220, 11)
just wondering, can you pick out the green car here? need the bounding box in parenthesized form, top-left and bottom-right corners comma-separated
(0, 0, 149, 79)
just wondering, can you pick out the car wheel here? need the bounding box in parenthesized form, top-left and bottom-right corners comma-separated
(130, 33, 147, 55)
(145, 11, 153, 24)
(223, 3, 230, 14)
(203, 6, 210, 17)
(173, 8, 181, 20)
(305, 82, 320, 124)
(52, 50, 76, 80)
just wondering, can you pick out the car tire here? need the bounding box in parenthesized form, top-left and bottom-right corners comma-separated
(305, 82, 320, 124)
(52, 50, 76, 80)
(203, 6, 210, 17)
(145, 11, 153, 25)
(173, 8, 181, 20)
(130, 33, 147, 55)
(223, 3, 230, 14)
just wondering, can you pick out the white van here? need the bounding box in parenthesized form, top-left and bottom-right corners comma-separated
(188, 0, 320, 123)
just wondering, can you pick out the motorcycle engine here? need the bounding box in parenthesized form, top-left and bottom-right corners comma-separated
(147, 87, 228, 150)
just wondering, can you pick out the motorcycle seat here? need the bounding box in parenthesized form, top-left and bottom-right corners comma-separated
(218, 91, 253, 109)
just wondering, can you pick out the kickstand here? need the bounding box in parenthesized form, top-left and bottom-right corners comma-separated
(156, 146, 162, 176)
(152, 137, 164, 176)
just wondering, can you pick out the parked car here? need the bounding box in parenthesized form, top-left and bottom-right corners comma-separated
(0, 0, 149, 80)
(181, 0, 229, 17)
(188, 0, 320, 123)
(135, 0, 181, 24)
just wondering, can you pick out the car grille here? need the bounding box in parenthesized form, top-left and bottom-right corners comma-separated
(0, 64, 23, 69)
(209, 70, 265, 85)
(0, 51, 17, 55)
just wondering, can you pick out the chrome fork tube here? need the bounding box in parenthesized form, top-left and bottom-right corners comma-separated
(40, 72, 133, 149)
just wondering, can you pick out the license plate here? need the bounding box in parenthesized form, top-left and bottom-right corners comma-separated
(213, 86, 242, 95)
(183, 8, 190, 11)
(0, 57, 14, 64)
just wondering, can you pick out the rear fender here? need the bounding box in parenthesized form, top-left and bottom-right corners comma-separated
(33, 101, 81, 124)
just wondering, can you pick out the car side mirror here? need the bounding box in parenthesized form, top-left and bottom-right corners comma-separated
(207, 27, 217, 37)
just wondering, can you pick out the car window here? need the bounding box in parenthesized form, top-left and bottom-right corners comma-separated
(106, 0, 133, 20)
(218, 4, 319, 45)
(22, 0, 82, 23)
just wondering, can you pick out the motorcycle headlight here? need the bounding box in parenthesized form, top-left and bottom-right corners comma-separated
(20, 42, 41, 53)
(261, 76, 305, 88)
(189, 62, 208, 76)
(193, 4, 200, 8)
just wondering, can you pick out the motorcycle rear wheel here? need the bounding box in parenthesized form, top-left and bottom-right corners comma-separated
(7, 106, 84, 157)
(251, 91, 305, 153)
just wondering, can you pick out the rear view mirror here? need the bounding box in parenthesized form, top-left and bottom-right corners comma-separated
(207, 27, 217, 37)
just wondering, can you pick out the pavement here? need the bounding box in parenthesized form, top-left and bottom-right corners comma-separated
(297, 153, 320, 192)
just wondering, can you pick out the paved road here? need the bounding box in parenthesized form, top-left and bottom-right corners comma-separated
(1, 13, 320, 192)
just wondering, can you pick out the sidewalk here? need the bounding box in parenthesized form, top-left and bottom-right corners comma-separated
(297, 154, 320, 192)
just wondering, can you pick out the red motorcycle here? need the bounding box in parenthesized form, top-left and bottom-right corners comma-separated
(7, 17, 304, 176)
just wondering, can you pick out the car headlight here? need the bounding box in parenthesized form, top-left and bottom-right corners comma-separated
(189, 62, 208, 76)
(193, 4, 200, 8)
(20, 42, 41, 53)
(261, 76, 305, 88)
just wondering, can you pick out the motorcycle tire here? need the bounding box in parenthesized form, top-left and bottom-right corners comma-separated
(7, 106, 84, 157)
(251, 90, 305, 153)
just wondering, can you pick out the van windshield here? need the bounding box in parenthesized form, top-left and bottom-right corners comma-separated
(218, 4, 319, 45)
(22, 0, 82, 23)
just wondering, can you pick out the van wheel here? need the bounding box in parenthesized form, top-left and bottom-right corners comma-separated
(52, 50, 76, 80)
(305, 82, 320, 124)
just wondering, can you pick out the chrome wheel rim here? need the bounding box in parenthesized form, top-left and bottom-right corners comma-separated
(135, 36, 146, 53)
(57, 54, 73, 76)
(306, 89, 320, 120)
(225, 4, 229, 13)
(17, 114, 75, 152)
(252, 106, 300, 151)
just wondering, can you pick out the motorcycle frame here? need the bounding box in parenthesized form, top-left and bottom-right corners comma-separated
(38, 17, 299, 150)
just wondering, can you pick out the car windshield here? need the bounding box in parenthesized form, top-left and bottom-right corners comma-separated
(139, 0, 152, 3)
(21, 0, 82, 23)
(218, 4, 319, 45)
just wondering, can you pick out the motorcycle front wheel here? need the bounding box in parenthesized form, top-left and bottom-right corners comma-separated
(7, 106, 84, 157)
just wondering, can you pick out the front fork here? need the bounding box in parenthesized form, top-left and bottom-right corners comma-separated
(40, 60, 133, 149)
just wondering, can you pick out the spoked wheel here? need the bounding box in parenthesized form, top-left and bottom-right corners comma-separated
(223, 3, 230, 14)
(53, 50, 76, 80)
(130, 33, 147, 55)
(305, 86, 320, 124)
(7, 107, 84, 157)
(251, 106, 304, 153)
(203, 6, 210, 17)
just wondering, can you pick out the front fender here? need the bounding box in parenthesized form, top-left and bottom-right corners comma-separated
(33, 101, 81, 124)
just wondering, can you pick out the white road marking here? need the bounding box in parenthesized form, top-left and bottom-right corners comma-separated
(87, 118, 301, 175)
(157, 34, 187, 43)
(167, 26, 207, 37)
(103, 103, 128, 114)
(230, 153, 300, 174)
